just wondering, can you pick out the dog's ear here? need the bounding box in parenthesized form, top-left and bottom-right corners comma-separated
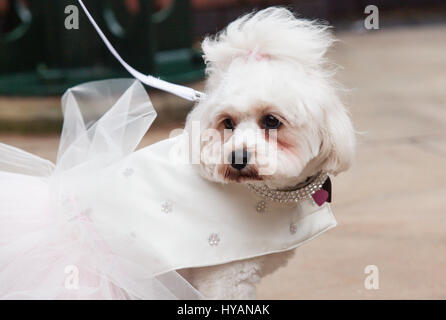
(319, 98, 356, 175)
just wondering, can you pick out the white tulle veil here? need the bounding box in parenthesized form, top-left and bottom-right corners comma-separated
(0, 79, 202, 299)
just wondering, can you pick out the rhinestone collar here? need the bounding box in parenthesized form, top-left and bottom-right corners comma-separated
(247, 171, 329, 204)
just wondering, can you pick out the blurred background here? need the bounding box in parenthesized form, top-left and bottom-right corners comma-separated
(1, 0, 445, 299)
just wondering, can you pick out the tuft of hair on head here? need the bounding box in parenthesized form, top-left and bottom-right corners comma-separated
(201, 7, 334, 75)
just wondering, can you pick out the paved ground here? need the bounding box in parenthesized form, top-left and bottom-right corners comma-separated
(1, 24, 445, 299)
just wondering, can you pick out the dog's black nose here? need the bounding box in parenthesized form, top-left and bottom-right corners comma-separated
(229, 150, 249, 170)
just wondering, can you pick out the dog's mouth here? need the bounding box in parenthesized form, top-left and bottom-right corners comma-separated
(220, 165, 263, 183)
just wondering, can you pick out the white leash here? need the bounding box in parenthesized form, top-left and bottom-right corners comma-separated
(77, 0, 204, 102)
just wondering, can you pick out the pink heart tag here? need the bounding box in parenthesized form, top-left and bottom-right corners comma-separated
(311, 189, 329, 206)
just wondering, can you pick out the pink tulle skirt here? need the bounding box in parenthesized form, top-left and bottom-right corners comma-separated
(0, 79, 201, 299)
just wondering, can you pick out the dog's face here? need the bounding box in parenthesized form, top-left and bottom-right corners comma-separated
(185, 8, 355, 188)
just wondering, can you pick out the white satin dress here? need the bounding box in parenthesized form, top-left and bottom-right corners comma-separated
(0, 79, 336, 299)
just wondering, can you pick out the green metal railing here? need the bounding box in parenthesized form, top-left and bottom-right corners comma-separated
(0, 0, 204, 95)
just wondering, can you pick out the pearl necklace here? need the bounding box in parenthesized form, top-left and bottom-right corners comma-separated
(247, 171, 329, 204)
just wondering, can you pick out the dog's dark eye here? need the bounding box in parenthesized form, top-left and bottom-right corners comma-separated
(223, 118, 235, 130)
(261, 115, 282, 129)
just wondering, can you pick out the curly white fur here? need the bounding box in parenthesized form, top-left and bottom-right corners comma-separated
(183, 7, 355, 299)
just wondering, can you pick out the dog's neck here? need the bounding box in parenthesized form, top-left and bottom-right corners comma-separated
(259, 171, 321, 191)
(246, 171, 329, 204)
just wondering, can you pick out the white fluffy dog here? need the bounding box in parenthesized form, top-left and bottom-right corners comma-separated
(179, 7, 355, 299)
